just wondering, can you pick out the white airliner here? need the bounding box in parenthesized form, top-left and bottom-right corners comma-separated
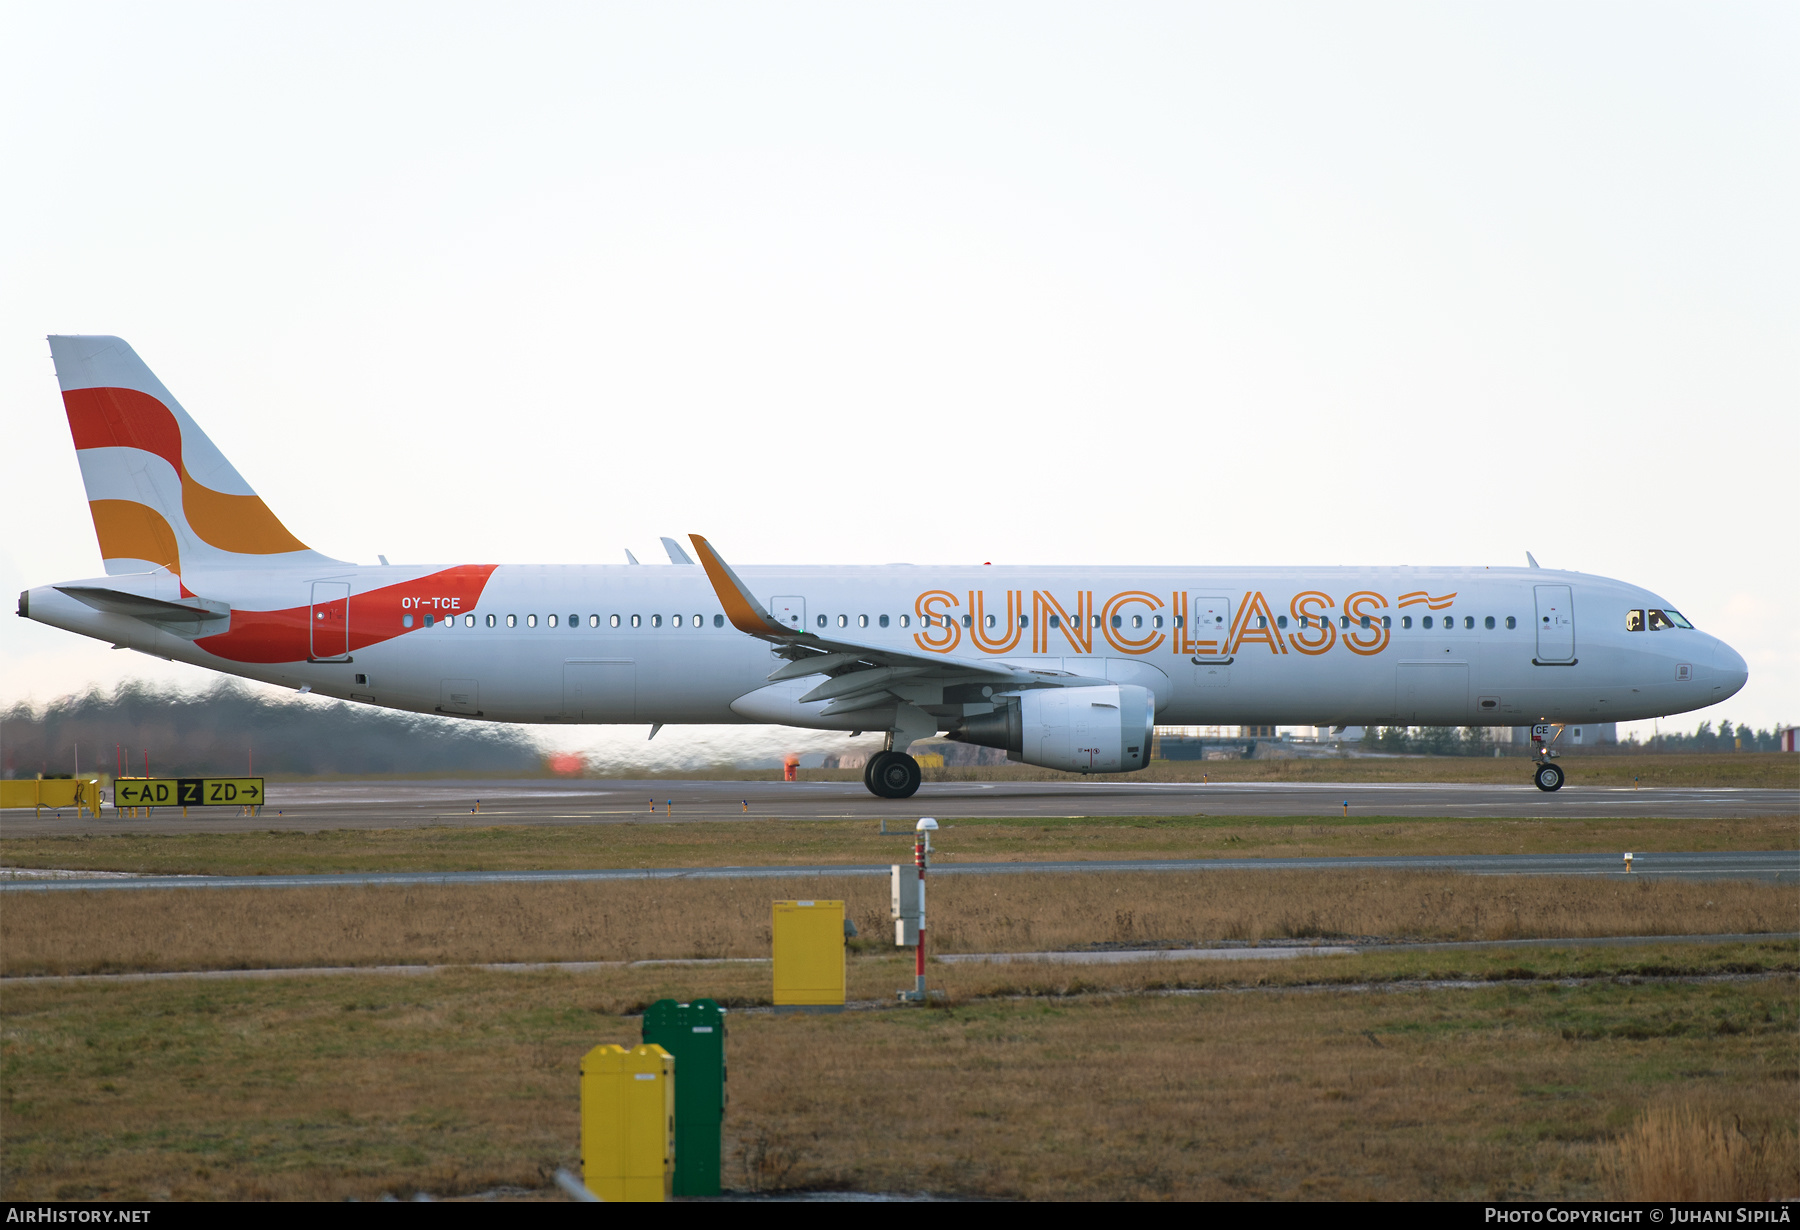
(19, 337, 1749, 798)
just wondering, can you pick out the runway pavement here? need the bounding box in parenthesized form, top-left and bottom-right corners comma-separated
(1, 776, 1793, 836)
(1, 848, 1793, 893)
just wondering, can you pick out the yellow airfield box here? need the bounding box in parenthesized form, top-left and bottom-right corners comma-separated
(580, 1043, 675, 1202)
(772, 900, 847, 1007)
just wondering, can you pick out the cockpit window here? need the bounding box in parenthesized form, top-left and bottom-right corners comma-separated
(1626, 609, 1645, 632)
(1647, 608, 1693, 631)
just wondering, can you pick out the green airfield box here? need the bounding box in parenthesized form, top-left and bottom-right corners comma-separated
(641, 998, 727, 1196)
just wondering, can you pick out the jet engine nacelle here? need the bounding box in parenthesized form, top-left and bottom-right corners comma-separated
(947, 684, 1154, 774)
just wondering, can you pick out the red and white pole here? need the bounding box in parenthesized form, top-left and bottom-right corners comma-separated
(912, 817, 937, 1002)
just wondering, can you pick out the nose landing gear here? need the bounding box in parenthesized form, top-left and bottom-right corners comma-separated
(864, 750, 922, 799)
(1529, 721, 1566, 791)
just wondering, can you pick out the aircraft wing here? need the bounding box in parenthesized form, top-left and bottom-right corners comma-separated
(690, 534, 1083, 718)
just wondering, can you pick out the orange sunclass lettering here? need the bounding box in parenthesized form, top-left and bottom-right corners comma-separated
(1344, 590, 1391, 655)
(1101, 591, 1166, 655)
(1288, 591, 1336, 655)
(913, 590, 961, 653)
(1227, 591, 1288, 655)
(1032, 589, 1092, 654)
(968, 590, 1025, 654)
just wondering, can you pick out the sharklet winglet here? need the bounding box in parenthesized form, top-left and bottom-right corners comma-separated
(689, 535, 790, 636)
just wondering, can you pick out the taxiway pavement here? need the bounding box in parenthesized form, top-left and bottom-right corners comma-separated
(1, 848, 1793, 893)
(1, 776, 1792, 837)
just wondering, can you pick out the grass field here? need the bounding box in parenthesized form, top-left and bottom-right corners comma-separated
(3, 870, 1793, 976)
(3, 948, 1794, 1200)
(2, 813, 1795, 877)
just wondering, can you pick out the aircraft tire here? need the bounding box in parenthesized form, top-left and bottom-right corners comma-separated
(862, 753, 883, 793)
(867, 752, 922, 799)
(1533, 762, 1564, 792)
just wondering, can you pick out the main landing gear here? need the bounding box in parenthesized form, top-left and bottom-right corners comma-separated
(864, 751, 922, 799)
(1533, 761, 1565, 792)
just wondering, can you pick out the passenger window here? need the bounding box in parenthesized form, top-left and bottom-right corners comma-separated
(548, 614, 558, 628)
(1112, 614, 1124, 629)
(816, 614, 827, 628)
(880, 614, 891, 628)
(1132, 615, 1143, 629)
(987, 614, 998, 629)
(486, 614, 496, 628)
(1506, 616, 1516, 629)
(1092, 615, 1102, 629)
(713, 614, 724, 628)
(1340, 615, 1350, 629)
(527, 615, 537, 628)
(653, 614, 663, 628)
(1422, 616, 1433, 629)
(1255, 616, 1266, 629)
(1401, 616, 1412, 629)
(465, 614, 475, 628)
(1275, 615, 1286, 629)
(403, 614, 414, 628)
(1360, 615, 1370, 629)
(631, 614, 641, 628)
(962, 614, 973, 628)
(506, 614, 517, 628)
(835, 614, 845, 628)
(1484, 616, 1495, 630)
(1626, 609, 1645, 632)
(859, 615, 868, 628)
(673, 614, 683, 628)
(1048, 615, 1061, 629)
(1464, 617, 1474, 630)
(692, 614, 702, 628)
(1019, 615, 1030, 628)
(1381, 616, 1390, 629)
(610, 615, 620, 628)
(1154, 615, 1165, 629)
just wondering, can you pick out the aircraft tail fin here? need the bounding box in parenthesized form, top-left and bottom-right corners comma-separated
(47, 336, 338, 577)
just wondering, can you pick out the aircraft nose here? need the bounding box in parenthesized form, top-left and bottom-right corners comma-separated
(1712, 638, 1749, 700)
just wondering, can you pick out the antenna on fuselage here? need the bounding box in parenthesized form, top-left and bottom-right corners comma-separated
(625, 549, 641, 565)
(1526, 552, 1541, 568)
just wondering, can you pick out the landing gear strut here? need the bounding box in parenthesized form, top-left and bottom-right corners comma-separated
(864, 751, 922, 799)
(1528, 721, 1565, 792)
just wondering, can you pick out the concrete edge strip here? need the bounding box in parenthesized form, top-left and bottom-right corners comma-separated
(6, 933, 1793, 986)
(2, 852, 1796, 892)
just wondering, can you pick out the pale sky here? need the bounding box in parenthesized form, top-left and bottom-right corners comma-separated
(3, 3, 1794, 755)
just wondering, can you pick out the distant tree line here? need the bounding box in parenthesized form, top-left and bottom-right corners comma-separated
(1626, 720, 1787, 753)
(1364, 727, 1500, 756)
(1361, 720, 1788, 756)
(1, 681, 544, 778)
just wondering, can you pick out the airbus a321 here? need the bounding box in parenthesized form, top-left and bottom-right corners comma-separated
(18, 337, 1749, 797)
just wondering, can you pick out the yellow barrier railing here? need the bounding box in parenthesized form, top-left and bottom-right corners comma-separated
(0, 778, 102, 816)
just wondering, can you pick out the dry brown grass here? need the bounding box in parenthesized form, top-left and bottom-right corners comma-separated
(1602, 1102, 1800, 1201)
(1, 871, 1792, 976)
(3, 961, 1793, 1200)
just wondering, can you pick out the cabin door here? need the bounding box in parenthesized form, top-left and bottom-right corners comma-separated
(1534, 585, 1576, 662)
(309, 581, 350, 661)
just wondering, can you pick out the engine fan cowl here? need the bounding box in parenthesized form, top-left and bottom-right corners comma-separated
(948, 684, 1154, 774)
